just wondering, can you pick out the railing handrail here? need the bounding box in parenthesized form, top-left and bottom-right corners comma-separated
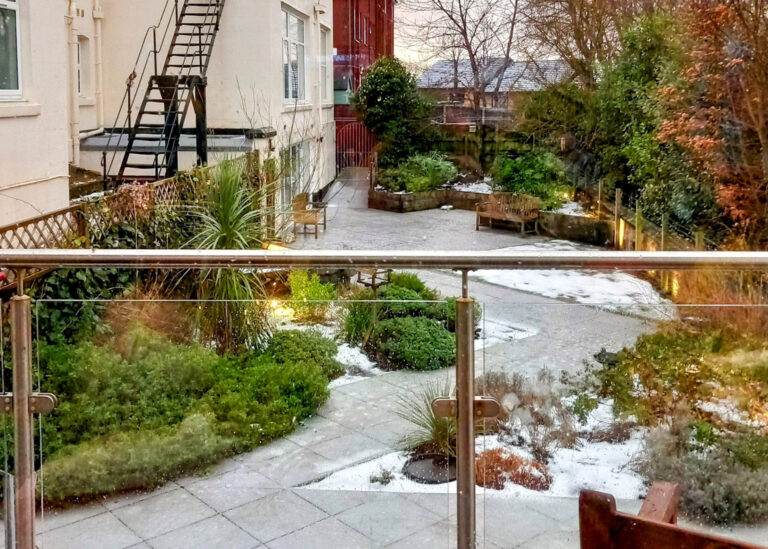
(2, 250, 768, 270)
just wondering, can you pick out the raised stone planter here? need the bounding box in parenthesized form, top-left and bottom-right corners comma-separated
(368, 188, 487, 213)
(538, 211, 614, 246)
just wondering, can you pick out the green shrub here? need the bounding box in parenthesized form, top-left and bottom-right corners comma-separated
(427, 297, 482, 333)
(40, 325, 222, 456)
(32, 324, 333, 503)
(352, 57, 436, 166)
(288, 270, 336, 322)
(493, 152, 569, 210)
(41, 413, 236, 503)
(342, 287, 375, 345)
(376, 284, 431, 319)
(389, 272, 436, 298)
(640, 424, 768, 525)
(371, 317, 455, 371)
(203, 354, 329, 447)
(267, 329, 344, 380)
(378, 153, 458, 193)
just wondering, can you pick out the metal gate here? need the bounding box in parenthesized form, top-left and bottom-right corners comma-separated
(336, 121, 376, 170)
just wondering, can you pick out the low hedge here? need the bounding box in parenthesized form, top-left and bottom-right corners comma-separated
(34, 325, 335, 503)
(371, 317, 456, 371)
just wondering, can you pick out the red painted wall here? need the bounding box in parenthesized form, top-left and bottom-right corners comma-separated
(333, 0, 395, 129)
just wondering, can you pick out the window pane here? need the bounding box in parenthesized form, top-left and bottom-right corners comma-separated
(297, 43, 305, 100)
(290, 43, 299, 99)
(0, 7, 19, 91)
(283, 40, 290, 99)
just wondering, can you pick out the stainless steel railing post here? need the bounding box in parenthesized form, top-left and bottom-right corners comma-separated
(11, 295, 34, 549)
(456, 296, 476, 549)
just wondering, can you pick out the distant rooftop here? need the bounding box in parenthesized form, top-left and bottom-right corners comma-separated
(417, 58, 572, 93)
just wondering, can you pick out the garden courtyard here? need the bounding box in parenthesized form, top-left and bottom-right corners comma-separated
(18, 168, 768, 549)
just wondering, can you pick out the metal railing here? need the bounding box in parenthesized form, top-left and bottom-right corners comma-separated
(3, 249, 768, 549)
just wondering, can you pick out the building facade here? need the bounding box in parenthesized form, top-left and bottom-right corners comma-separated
(332, 0, 394, 131)
(0, 0, 72, 225)
(1, 0, 336, 227)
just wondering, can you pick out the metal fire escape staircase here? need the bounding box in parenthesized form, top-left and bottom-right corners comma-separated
(102, 0, 225, 183)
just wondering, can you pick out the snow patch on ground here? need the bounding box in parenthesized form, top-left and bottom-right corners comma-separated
(476, 318, 538, 350)
(453, 181, 494, 194)
(697, 398, 763, 429)
(330, 344, 383, 388)
(554, 201, 588, 217)
(309, 433, 645, 500)
(471, 241, 674, 320)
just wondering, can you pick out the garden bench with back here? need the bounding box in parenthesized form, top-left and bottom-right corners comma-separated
(580, 482, 765, 549)
(292, 192, 328, 239)
(476, 193, 541, 234)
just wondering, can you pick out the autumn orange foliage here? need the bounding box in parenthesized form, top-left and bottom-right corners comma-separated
(475, 449, 552, 491)
(658, 0, 768, 245)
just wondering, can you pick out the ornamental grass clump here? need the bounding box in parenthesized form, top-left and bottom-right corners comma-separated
(396, 381, 457, 457)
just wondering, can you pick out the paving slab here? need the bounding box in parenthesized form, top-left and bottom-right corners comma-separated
(311, 432, 390, 465)
(336, 493, 442, 545)
(265, 517, 377, 549)
(286, 416, 353, 447)
(38, 501, 109, 533)
(38, 511, 141, 549)
(184, 466, 280, 512)
(111, 488, 215, 540)
(224, 490, 328, 543)
(293, 489, 373, 516)
(147, 515, 259, 549)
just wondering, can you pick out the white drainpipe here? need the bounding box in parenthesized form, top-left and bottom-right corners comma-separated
(66, 1, 81, 166)
(93, 0, 105, 131)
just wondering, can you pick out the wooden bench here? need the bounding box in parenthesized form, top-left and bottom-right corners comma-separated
(580, 482, 765, 548)
(476, 193, 541, 234)
(292, 193, 328, 239)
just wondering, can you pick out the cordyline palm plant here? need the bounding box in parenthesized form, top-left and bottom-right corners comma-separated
(191, 158, 270, 353)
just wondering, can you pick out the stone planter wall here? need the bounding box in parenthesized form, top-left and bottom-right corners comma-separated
(369, 188, 617, 247)
(538, 212, 614, 247)
(368, 188, 489, 213)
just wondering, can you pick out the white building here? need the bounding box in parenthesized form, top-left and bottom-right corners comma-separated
(1, 0, 336, 227)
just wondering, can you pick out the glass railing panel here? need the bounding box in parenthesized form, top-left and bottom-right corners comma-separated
(473, 267, 768, 548)
(0, 304, 10, 549)
(25, 267, 466, 548)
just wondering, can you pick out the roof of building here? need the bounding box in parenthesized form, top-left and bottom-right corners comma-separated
(417, 58, 572, 93)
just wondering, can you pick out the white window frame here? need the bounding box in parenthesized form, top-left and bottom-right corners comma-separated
(281, 141, 309, 206)
(320, 28, 330, 102)
(0, 0, 22, 100)
(282, 8, 306, 103)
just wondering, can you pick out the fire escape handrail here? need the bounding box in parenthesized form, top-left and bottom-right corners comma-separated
(101, 0, 181, 179)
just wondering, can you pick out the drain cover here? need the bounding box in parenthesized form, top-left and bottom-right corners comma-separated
(402, 454, 457, 484)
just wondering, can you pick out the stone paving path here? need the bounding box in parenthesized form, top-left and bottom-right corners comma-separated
(30, 170, 768, 548)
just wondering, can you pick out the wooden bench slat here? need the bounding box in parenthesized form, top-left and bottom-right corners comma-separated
(580, 485, 766, 549)
(638, 481, 680, 524)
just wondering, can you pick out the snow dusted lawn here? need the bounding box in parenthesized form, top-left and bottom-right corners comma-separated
(472, 240, 674, 320)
